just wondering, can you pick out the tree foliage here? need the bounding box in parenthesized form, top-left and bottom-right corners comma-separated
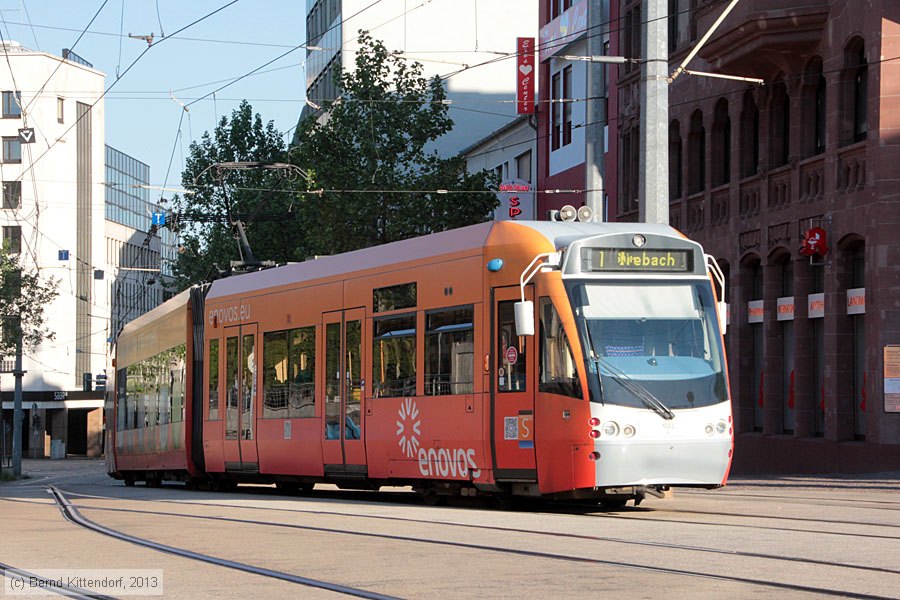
(291, 32, 497, 256)
(0, 245, 59, 355)
(171, 100, 292, 288)
(170, 34, 496, 290)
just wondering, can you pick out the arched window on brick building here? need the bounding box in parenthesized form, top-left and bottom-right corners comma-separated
(669, 119, 682, 201)
(688, 109, 705, 195)
(769, 79, 790, 168)
(801, 57, 826, 157)
(841, 37, 868, 146)
(712, 99, 731, 187)
(740, 90, 759, 178)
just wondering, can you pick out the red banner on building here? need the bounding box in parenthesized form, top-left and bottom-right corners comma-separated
(516, 37, 535, 115)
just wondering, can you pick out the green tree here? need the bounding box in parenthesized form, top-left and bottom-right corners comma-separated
(171, 100, 294, 288)
(0, 245, 58, 356)
(290, 32, 497, 256)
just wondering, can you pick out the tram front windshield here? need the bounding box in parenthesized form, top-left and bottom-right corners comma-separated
(569, 281, 727, 410)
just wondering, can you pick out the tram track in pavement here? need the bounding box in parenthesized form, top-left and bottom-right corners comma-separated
(676, 489, 900, 510)
(46, 486, 400, 600)
(60, 487, 900, 548)
(53, 488, 899, 598)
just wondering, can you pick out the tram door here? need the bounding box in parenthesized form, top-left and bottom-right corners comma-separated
(492, 286, 536, 480)
(223, 324, 259, 472)
(321, 308, 367, 474)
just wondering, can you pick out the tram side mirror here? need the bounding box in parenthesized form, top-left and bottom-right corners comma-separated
(717, 301, 728, 336)
(514, 301, 535, 336)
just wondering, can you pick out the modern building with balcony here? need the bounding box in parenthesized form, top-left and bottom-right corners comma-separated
(615, 0, 900, 472)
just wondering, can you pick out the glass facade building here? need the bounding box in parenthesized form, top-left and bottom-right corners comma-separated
(104, 145, 175, 276)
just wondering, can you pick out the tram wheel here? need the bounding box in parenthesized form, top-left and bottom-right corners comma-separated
(212, 478, 237, 493)
(145, 474, 162, 488)
(488, 494, 515, 510)
(599, 498, 627, 509)
(422, 489, 446, 506)
(123, 475, 135, 487)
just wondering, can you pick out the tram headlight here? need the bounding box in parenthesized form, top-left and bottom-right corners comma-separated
(589, 429, 601, 439)
(589, 417, 600, 427)
(601, 421, 620, 437)
(623, 424, 636, 438)
(704, 424, 715, 436)
(716, 420, 728, 435)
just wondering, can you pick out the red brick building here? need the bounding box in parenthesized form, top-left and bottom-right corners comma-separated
(616, 0, 900, 473)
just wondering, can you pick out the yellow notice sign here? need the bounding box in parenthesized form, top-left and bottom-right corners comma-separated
(885, 346, 900, 413)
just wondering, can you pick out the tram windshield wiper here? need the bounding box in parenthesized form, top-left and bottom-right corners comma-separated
(595, 357, 675, 420)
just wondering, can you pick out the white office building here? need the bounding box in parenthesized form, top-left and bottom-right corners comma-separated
(0, 43, 107, 458)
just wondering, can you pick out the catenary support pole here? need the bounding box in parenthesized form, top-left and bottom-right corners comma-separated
(639, 0, 669, 224)
(12, 333, 23, 476)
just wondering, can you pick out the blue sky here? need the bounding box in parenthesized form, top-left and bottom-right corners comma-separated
(3, 0, 307, 202)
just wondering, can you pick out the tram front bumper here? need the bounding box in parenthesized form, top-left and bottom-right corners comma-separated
(592, 438, 732, 488)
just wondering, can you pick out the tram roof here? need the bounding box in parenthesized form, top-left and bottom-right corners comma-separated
(206, 220, 683, 301)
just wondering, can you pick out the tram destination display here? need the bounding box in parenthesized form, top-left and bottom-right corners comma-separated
(581, 248, 693, 273)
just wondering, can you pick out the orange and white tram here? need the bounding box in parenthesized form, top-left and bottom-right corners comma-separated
(106, 220, 733, 505)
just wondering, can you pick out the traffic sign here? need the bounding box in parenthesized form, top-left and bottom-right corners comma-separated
(152, 212, 166, 226)
(18, 128, 34, 144)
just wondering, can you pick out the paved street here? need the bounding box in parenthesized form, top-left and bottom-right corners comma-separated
(1, 459, 899, 599)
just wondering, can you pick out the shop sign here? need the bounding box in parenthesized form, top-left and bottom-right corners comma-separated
(885, 346, 900, 413)
(799, 227, 829, 257)
(497, 179, 534, 220)
(808, 293, 825, 319)
(747, 300, 764, 324)
(847, 288, 865, 315)
(516, 37, 535, 114)
(777, 296, 795, 321)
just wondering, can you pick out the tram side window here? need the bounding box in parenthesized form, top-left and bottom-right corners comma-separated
(374, 282, 417, 313)
(497, 300, 527, 392)
(208, 339, 220, 420)
(290, 327, 316, 417)
(263, 326, 317, 419)
(539, 298, 583, 399)
(116, 368, 127, 431)
(373, 314, 416, 397)
(425, 306, 474, 395)
(122, 344, 186, 429)
(225, 336, 239, 440)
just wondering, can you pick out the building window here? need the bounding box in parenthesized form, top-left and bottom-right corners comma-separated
(2, 91, 21, 118)
(841, 37, 867, 146)
(740, 90, 759, 178)
(621, 126, 640, 212)
(2, 181, 21, 209)
(551, 71, 561, 151)
(2, 137, 21, 163)
(550, 0, 573, 20)
(669, 120, 682, 201)
(516, 151, 532, 183)
(57, 97, 64, 123)
(687, 110, 705, 195)
(712, 99, 731, 187)
(2, 225, 22, 253)
(562, 65, 573, 146)
(769, 80, 790, 168)
(425, 306, 474, 396)
(800, 58, 826, 157)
